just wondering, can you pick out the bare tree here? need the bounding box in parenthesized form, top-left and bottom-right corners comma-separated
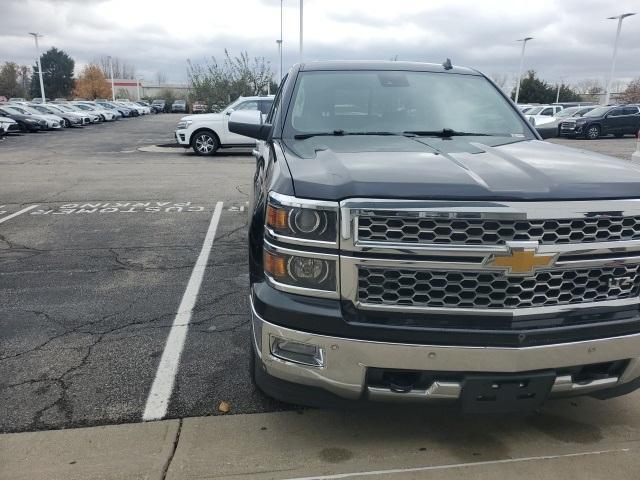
(488, 73, 508, 92)
(96, 56, 136, 79)
(155, 71, 167, 84)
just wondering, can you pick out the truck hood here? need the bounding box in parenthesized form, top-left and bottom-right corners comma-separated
(282, 135, 640, 201)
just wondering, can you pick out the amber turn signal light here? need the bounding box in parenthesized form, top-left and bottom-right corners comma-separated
(266, 205, 289, 230)
(264, 251, 287, 279)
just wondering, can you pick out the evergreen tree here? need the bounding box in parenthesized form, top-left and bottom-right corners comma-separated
(30, 47, 75, 99)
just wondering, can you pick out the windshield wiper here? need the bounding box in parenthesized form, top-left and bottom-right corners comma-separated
(403, 128, 492, 137)
(294, 130, 400, 139)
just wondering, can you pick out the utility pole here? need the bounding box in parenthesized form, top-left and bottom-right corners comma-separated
(29, 33, 46, 103)
(136, 76, 142, 101)
(108, 55, 115, 101)
(604, 13, 636, 105)
(278, 0, 283, 80)
(299, 0, 303, 61)
(514, 37, 533, 105)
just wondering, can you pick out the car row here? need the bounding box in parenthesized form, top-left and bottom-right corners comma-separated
(0, 100, 151, 137)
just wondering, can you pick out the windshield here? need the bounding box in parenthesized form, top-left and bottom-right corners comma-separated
(286, 71, 531, 137)
(74, 104, 94, 111)
(525, 106, 544, 115)
(3, 106, 29, 115)
(555, 107, 580, 118)
(584, 106, 610, 117)
(16, 106, 42, 115)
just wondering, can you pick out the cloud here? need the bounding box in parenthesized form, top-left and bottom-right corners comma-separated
(0, 0, 638, 87)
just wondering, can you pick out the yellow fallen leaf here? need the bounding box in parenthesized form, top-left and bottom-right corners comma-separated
(218, 401, 231, 413)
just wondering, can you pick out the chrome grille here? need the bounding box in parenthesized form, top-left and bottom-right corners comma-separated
(357, 265, 640, 310)
(356, 215, 640, 245)
(560, 121, 576, 130)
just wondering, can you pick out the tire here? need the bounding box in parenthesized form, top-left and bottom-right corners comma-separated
(191, 131, 219, 156)
(586, 125, 600, 140)
(62, 119, 70, 128)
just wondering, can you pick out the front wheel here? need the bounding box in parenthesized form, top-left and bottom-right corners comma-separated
(586, 125, 600, 140)
(191, 131, 219, 156)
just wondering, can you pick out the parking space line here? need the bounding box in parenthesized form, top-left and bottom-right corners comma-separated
(282, 448, 632, 480)
(142, 201, 224, 421)
(0, 204, 39, 225)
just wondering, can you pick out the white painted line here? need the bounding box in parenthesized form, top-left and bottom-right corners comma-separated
(0, 204, 39, 225)
(281, 448, 631, 480)
(142, 201, 224, 421)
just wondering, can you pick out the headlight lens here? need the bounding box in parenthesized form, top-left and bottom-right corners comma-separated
(266, 194, 338, 244)
(264, 248, 337, 292)
(176, 120, 192, 129)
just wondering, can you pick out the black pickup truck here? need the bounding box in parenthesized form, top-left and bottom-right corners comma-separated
(229, 61, 640, 413)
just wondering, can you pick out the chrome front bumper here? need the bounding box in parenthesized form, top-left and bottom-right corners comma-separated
(251, 300, 640, 402)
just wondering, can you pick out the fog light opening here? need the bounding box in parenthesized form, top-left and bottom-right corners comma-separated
(271, 337, 325, 367)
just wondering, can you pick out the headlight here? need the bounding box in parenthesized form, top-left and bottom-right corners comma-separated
(263, 242, 338, 296)
(176, 120, 192, 129)
(265, 192, 338, 245)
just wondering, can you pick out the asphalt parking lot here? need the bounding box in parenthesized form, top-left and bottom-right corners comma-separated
(2, 116, 640, 478)
(0, 114, 287, 434)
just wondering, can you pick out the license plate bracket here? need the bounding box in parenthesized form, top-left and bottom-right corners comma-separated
(460, 371, 555, 414)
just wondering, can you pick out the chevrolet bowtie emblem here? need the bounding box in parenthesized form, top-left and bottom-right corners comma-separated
(486, 247, 557, 276)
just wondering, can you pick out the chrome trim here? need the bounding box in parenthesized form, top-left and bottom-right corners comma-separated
(270, 191, 339, 210)
(263, 239, 340, 299)
(367, 381, 462, 402)
(252, 301, 640, 401)
(551, 375, 619, 393)
(265, 226, 338, 249)
(268, 192, 339, 248)
(338, 198, 640, 316)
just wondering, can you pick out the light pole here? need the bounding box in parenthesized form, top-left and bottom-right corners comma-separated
(276, 40, 283, 81)
(136, 76, 142, 101)
(28, 32, 46, 103)
(299, 0, 303, 61)
(278, 0, 283, 80)
(514, 37, 533, 105)
(604, 13, 636, 105)
(107, 55, 115, 101)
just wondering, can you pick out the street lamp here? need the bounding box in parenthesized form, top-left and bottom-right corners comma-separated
(299, 0, 304, 61)
(514, 37, 533, 105)
(136, 76, 143, 101)
(278, 0, 283, 81)
(604, 13, 636, 105)
(107, 55, 115, 101)
(28, 32, 46, 103)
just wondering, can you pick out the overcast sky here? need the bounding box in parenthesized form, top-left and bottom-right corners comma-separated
(1, 0, 638, 89)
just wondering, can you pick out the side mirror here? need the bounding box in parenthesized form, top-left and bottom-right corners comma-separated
(225, 108, 234, 116)
(229, 110, 271, 140)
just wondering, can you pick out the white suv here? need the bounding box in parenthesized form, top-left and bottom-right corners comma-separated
(175, 96, 274, 155)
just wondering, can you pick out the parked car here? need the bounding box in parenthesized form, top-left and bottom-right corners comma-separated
(8, 97, 27, 102)
(174, 95, 274, 155)
(229, 60, 640, 412)
(172, 100, 187, 113)
(0, 116, 20, 136)
(531, 106, 596, 138)
(2, 104, 62, 129)
(70, 102, 117, 121)
(29, 103, 85, 127)
(0, 106, 46, 132)
(559, 105, 640, 139)
(31, 97, 52, 103)
(114, 101, 145, 116)
(192, 101, 208, 114)
(53, 103, 102, 123)
(96, 100, 134, 118)
(151, 99, 166, 113)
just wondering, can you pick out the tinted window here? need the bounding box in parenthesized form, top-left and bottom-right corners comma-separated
(259, 100, 273, 115)
(287, 71, 531, 137)
(623, 107, 639, 115)
(584, 107, 611, 117)
(235, 101, 259, 111)
(609, 108, 625, 117)
(541, 108, 553, 116)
